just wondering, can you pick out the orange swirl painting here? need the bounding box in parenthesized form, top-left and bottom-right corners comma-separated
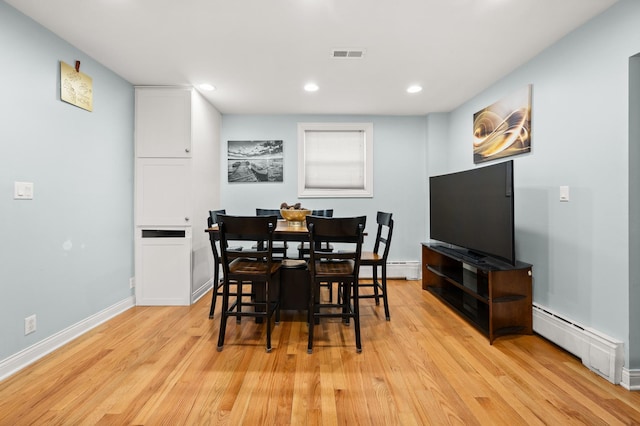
(473, 85, 531, 163)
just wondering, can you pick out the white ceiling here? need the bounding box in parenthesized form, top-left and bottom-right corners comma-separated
(6, 0, 617, 115)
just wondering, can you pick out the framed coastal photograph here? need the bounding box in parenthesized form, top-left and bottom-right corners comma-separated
(473, 84, 532, 164)
(227, 140, 283, 183)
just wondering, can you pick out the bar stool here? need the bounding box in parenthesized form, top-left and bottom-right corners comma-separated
(359, 211, 394, 320)
(297, 209, 334, 259)
(306, 215, 366, 353)
(206, 209, 237, 319)
(216, 214, 282, 352)
(256, 208, 288, 258)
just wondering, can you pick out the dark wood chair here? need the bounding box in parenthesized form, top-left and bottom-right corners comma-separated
(306, 215, 366, 354)
(207, 210, 225, 319)
(297, 209, 334, 259)
(216, 214, 282, 352)
(359, 211, 394, 320)
(256, 208, 288, 258)
(297, 209, 336, 301)
(207, 209, 245, 319)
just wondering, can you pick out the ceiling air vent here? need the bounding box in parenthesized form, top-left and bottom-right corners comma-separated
(331, 49, 365, 59)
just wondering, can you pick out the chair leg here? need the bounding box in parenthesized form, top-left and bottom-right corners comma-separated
(342, 281, 350, 324)
(217, 280, 230, 351)
(381, 264, 390, 321)
(307, 280, 316, 354)
(275, 274, 281, 325)
(209, 265, 220, 319)
(265, 282, 272, 353)
(372, 266, 381, 305)
(352, 279, 362, 353)
(236, 282, 243, 324)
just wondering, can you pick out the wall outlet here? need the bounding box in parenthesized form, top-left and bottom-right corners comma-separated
(25, 314, 36, 335)
(129, 277, 135, 288)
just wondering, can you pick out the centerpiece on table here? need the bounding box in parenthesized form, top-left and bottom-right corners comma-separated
(280, 202, 311, 226)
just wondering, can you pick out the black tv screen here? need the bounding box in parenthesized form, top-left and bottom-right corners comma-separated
(429, 160, 515, 265)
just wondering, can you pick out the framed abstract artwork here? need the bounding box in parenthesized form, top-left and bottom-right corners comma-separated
(473, 85, 532, 163)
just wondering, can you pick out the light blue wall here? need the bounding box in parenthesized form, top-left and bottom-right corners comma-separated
(0, 3, 134, 360)
(428, 0, 640, 367)
(424, 113, 450, 177)
(221, 114, 427, 261)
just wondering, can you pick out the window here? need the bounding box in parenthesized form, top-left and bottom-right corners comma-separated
(297, 122, 373, 198)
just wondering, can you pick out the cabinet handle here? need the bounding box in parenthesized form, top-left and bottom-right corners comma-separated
(185, 217, 190, 222)
(185, 148, 190, 153)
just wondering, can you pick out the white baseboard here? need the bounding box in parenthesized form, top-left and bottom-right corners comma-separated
(0, 296, 135, 382)
(532, 303, 624, 385)
(192, 278, 213, 303)
(621, 368, 640, 390)
(359, 261, 420, 280)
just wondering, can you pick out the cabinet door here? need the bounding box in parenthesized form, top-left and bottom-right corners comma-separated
(135, 87, 192, 157)
(136, 158, 192, 226)
(135, 229, 192, 305)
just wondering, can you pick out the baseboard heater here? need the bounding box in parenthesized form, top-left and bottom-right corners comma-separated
(359, 261, 420, 280)
(532, 303, 624, 384)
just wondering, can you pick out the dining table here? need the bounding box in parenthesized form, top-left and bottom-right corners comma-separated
(206, 219, 367, 313)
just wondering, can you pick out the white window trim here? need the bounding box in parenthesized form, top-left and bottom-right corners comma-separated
(297, 122, 373, 198)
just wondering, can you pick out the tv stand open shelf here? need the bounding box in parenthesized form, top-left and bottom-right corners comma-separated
(421, 243, 533, 344)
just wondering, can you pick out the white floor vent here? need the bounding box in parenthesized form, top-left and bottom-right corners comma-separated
(532, 303, 624, 384)
(359, 261, 420, 280)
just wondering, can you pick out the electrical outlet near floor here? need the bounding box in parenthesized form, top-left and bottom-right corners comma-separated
(129, 277, 135, 288)
(25, 314, 36, 335)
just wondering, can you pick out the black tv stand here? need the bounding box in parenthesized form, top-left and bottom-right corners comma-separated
(422, 243, 533, 343)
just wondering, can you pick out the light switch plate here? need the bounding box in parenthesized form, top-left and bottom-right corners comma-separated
(14, 181, 34, 200)
(560, 185, 570, 202)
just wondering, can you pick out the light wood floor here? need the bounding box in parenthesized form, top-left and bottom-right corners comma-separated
(1, 279, 639, 425)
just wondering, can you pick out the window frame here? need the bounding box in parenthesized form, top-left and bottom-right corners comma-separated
(297, 122, 374, 198)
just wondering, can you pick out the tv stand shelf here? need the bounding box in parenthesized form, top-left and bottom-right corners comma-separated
(421, 243, 532, 344)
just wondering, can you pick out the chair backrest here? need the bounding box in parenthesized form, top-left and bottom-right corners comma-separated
(256, 208, 283, 219)
(207, 209, 228, 264)
(209, 209, 226, 226)
(217, 214, 279, 277)
(307, 216, 366, 278)
(306, 210, 334, 250)
(310, 209, 333, 217)
(372, 211, 394, 259)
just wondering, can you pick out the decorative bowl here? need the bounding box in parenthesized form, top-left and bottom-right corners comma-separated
(280, 208, 311, 224)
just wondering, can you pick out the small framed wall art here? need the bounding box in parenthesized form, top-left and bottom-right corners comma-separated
(60, 61, 93, 112)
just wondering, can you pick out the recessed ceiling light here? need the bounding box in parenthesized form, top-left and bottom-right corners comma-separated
(407, 85, 423, 94)
(304, 83, 319, 92)
(199, 83, 215, 91)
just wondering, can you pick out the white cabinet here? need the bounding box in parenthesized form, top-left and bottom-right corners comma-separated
(134, 86, 219, 307)
(135, 88, 192, 157)
(135, 87, 194, 306)
(135, 228, 192, 305)
(135, 158, 192, 226)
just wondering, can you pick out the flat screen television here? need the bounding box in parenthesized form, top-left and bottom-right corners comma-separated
(429, 160, 515, 265)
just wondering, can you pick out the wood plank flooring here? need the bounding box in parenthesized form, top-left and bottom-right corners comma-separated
(1, 279, 639, 425)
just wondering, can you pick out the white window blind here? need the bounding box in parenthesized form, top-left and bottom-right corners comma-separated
(304, 130, 365, 189)
(297, 122, 373, 198)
